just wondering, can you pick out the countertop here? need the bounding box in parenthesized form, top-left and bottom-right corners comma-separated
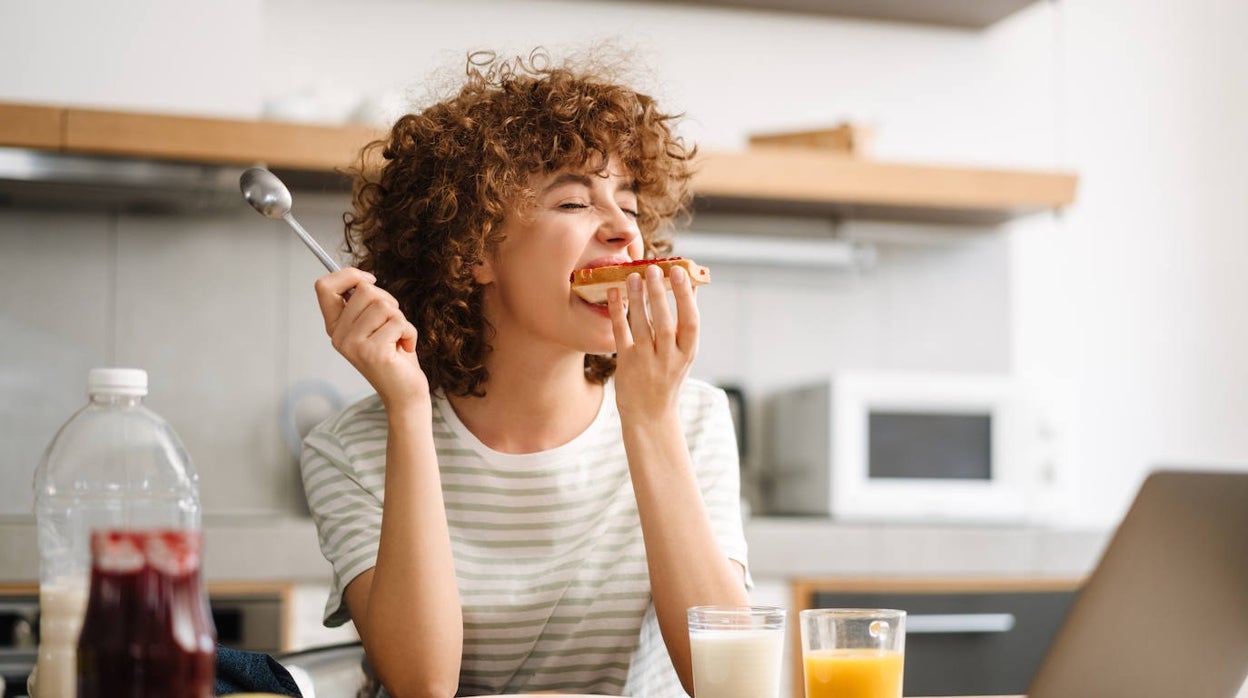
(0, 515, 1110, 585)
(0, 515, 331, 584)
(743, 517, 1108, 579)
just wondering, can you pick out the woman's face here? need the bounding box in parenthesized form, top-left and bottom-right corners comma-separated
(477, 156, 644, 358)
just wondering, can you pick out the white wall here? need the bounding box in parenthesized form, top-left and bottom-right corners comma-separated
(0, 0, 262, 117)
(1013, 0, 1248, 525)
(2, 0, 1246, 528)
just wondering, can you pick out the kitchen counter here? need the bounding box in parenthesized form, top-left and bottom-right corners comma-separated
(0, 515, 1114, 659)
(0, 516, 1109, 584)
(744, 517, 1109, 579)
(0, 516, 330, 584)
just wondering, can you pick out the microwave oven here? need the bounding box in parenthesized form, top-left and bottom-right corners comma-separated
(763, 372, 1040, 523)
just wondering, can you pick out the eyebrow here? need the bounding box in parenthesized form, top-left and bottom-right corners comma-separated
(541, 171, 637, 195)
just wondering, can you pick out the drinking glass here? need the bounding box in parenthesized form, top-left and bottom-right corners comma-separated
(799, 608, 905, 698)
(687, 605, 787, 698)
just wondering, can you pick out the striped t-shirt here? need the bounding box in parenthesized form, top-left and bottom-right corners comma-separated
(301, 377, 749, 697)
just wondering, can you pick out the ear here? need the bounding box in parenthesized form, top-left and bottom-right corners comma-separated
(471, 256, 495, 285)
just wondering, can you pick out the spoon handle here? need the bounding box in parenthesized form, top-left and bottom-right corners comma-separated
(282, 212, 341, 273)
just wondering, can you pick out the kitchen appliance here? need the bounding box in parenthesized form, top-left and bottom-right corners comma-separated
(0, 598, 37, 698)
(799, 579, 1077, 697)
(0, 147, 241, 213)
(763, 371, 1045, 522)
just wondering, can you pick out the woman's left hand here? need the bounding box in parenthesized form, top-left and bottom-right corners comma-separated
(607, 263, 699, 421)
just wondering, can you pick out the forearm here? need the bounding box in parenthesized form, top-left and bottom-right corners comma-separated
(623, 411, 750, 693)
(362, 405, 462, 697)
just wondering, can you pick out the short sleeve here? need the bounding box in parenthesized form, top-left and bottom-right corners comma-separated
(681, 380, 752, 589)
(300, 406, 387, 627)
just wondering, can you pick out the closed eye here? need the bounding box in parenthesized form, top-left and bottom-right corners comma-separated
(558, 202, 589, 210)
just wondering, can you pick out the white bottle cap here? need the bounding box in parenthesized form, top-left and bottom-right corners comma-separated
(87, 368, 149, 397)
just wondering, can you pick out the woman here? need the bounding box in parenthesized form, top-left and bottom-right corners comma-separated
(301, 49, 750, 698)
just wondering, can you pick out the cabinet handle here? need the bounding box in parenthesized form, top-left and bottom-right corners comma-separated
(906, 613, 1016, 634)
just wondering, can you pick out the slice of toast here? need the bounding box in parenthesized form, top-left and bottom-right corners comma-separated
(570, 257, 711, 304)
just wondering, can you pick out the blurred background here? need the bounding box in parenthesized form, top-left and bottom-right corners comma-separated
(1, 0, 1245, 694)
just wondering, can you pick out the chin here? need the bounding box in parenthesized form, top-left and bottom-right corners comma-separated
(581, 331, 618, 357)
(586, 342, 617, 357)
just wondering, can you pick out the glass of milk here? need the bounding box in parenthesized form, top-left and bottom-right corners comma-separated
(688, 605, 787, 698)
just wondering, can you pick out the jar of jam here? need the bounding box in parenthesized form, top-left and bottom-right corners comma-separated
(77, 530, 216, 697)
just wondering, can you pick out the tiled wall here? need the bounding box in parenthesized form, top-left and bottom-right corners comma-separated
(0, 194, 1010, 517)
(0, 193, 369, 518)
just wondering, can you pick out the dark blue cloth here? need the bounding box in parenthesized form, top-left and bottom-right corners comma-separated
(214, 644, 303, 697)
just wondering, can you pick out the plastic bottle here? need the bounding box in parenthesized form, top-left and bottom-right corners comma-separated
(31, 368, 202, 698)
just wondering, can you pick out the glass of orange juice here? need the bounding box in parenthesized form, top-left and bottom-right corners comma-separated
(799, 608, 906, 698)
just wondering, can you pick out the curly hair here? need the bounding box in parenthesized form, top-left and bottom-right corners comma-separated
(344, 49, 695, 398)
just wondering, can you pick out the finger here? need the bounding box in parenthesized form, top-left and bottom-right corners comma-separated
(359, 296, 404, 341)
(330, 283, 375, 344)
(335, 282, 400, 334)
(315, 268, 376, 334)
(625, 272, 652, 347)
(645, 263, 676, 347)
(332, 286, 399, 353)
(397, 321, 418, 354)
(670, 265, 700, 355)
(607, 285, 633, 351)
(368, 314, 417, 355)
(332, 294, 385, 354)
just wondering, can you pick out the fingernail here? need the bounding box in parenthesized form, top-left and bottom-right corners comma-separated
(627, 273, 642, 291)
(671, 266, 686, 283)
(645, 264, 662, 280)
(608, 287, 619, 304)
(365, 272, 377, 282)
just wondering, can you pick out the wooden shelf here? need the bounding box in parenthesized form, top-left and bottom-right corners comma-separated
(63, 108, 383, 173)
(0, 102, 383, 173)
(0, 101, 1077, 224)
(693, 148, 1078, 225)
(0, 103, 65, 150)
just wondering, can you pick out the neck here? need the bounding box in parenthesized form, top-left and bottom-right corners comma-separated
(447, 350, 604, 454)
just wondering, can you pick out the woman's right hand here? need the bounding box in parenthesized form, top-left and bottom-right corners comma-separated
(314, 268, 428, 410)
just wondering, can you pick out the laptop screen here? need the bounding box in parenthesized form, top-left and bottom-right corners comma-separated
(1027, 470, 1248, 698)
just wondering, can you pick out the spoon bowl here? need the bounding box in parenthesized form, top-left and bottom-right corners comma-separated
(238, 167, 341, 273)
(239, 167, 294, 219)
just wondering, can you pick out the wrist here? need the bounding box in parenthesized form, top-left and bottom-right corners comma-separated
(620, 407, 682, 438)
(383, 394, 434, 426)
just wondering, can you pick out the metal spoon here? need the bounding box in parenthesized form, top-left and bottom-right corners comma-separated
(239, 167, 341, 273)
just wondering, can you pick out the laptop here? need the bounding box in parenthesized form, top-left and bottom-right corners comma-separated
(1027, 469, 1248, 698)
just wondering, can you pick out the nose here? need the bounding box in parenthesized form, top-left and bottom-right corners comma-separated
(597, 204, 639, 248)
